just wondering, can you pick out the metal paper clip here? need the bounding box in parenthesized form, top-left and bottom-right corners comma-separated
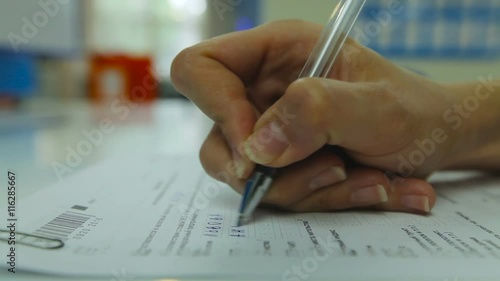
(0, 230, 64, 250)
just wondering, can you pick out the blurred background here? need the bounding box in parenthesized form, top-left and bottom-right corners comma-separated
(0, 0, 499, 104)
(0, 0, 499, 196)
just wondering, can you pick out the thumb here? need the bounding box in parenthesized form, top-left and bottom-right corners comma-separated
(242, 77, 408, 167)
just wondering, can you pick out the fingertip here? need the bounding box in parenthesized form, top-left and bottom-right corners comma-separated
(241, 120, 291, 167)
(242, 140, 261, 164)
(235, 158, 255, 180)
(381, 178, 436, 214)
(309, 166, 347, 191)
(400, 178, 436, 209)
(231, 144, 254, 179)
(170, 46, 194, 92)
(400, 195, 431, 213)
(350, 184, 389, 206)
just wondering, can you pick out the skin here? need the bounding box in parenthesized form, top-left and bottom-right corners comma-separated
(171, 20, 500, 214)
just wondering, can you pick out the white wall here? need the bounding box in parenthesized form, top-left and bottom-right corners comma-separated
(0, 0, 81, 55)
(261, 0, 335, 24)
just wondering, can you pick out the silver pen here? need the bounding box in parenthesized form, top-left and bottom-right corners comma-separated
(237, 0, 367, 227)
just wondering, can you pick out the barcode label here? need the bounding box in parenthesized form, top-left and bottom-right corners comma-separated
(33, 211, 94, 240)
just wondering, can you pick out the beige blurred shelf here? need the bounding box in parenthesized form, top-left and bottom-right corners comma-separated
(395, 59, 500, 82)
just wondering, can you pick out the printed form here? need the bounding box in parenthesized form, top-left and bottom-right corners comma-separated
(1, 155, 500, 280)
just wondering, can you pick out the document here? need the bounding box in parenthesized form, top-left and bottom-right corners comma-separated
(1, 155, 500, 280)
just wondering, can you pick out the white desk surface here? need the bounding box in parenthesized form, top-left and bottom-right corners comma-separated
(0, 99, 212, 281)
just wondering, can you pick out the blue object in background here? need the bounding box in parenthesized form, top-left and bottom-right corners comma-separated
(354, 0, 500, 58)
(0, 51, 37, 97)
(235, 0, 260, 31)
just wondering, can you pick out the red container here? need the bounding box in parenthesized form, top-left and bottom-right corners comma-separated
(89, 55, 157, 103)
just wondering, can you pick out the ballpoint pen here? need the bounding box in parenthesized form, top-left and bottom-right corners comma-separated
(236, 0, 367, 227)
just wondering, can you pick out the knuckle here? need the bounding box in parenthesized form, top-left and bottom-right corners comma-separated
(287, 78, 332, 129)
(199, 129, 226, 180)
(365, 171, 390, 187)
(316, 193, 336, 210)
(211, 110, 228, 128)
(363, 82, 414, 144)
(199, 139, 214, 177)
(199, 141, 240, 191)
(351, 168, 390, 188)
(170, 45, 200, 92)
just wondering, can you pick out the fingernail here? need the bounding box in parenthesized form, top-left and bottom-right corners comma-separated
(235, 161, 247, 179)
(401, 195, 430, 213)
(232, 147, 248, 179)
(350, 185, 388, 205)
(243, 120, 289, 164)
(309, 166, 347, 190)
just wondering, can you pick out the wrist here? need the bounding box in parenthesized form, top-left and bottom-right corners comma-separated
(440, 78, 500, 170)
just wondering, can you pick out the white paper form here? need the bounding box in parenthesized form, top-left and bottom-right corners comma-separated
(1, 155, 500, 281)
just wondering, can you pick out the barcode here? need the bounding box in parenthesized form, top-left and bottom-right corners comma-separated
(33, 211, 94, 240)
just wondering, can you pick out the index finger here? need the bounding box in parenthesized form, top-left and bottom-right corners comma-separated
(170, 25, 270, 178)
(171, 20, 324, 177)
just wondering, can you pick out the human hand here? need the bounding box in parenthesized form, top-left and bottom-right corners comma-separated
(171, 20, 450, 213)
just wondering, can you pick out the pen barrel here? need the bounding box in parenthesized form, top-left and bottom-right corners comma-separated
(298, 0, 367, 79)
